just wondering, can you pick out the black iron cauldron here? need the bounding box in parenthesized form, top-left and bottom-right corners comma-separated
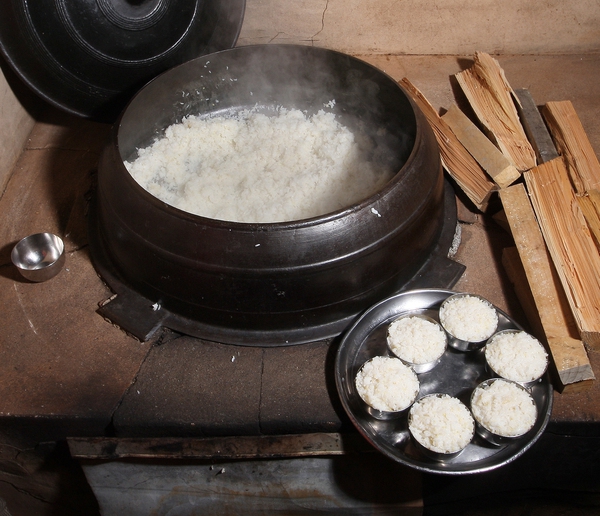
(91, 45, 463, 345)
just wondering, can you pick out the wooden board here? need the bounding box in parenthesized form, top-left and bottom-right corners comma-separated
(524, 159, 600, 351)
(400, 77, 497, 211)
(542, 100, 600, 194)
(442, 104, 521, 188)
(454, 52, 537, 172)
(68, 433, 372, 460)
(499, 184, 594, 391)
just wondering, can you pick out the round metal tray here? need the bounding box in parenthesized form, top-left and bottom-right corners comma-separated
(335, 289, 553, 475)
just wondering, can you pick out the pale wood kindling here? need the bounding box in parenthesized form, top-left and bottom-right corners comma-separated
(442, 104, 521, 189)
(455, 52, 537, 172)
(577, 189, 600, 250)
(542, 100, 600, 194)
(524, 159, 600, 351)
(400, 77, 497, 212)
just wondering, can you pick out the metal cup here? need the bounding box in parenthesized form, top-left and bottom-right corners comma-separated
(11, 233, 65, 282)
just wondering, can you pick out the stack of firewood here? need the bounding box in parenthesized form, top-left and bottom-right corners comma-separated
(401, 53, 599, 392)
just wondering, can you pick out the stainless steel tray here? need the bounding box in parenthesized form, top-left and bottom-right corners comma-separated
(335, 289, 553, 475)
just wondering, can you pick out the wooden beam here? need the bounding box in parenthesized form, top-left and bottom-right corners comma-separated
(542, 100, 600, 194)
(68, 433, 373, 460)
(499, 184, 594, 391)
(442, 104, 521, 188)
(400, 77, 497, 212)
(524, 159, 600, 351)
(455, 52, 537, 172)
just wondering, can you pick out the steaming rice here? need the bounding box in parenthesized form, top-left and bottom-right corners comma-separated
(408, 394, 474, 454)
(125, 107, 392, 223)
(387, 315, 446, 365)
(355, 356, 419, 413)
(439, 294, 498, 342)
(471, 379, 537, 437)
(485, 330, 548, 383)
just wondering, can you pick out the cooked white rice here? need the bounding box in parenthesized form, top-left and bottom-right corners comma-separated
(439, 294, 498, 342)
(355, 356, 419, 413)
(485, 331, 548, 382)
(125, 107, 392, 223)
(387, 315, 446, 365)
(471, 379, 537, 437)
(408, 394, 474, 454)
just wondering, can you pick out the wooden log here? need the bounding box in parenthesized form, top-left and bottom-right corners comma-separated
(400, 77, 497, 212)
(542, 100, 600, 194)
(501, 246, 594, 393)
(524, 158, 600, 351)
(442, 104, 521, 188)
(513, 88, 559, 164)
(455, 52, 537, 172)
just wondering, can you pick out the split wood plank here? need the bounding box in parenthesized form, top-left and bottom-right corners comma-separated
(542, 100, 600, 194)
(577, 189, 600, 250)
(499, 184, 594, 391)
(524, 158, 600, 351)
(501, 247, 546, 340)
(442, 104, 521, 188)
(513, 88, 559, 165)
(400, 77, 497, 212)
(455, 52, 537, 172)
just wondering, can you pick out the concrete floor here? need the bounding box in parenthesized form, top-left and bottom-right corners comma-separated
(0, 53, 599, 514)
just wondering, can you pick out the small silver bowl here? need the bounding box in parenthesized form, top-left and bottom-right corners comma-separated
(387, 314, 447, 373)
(11, 233, 65, 282)
(484, 330, 549, 388)
(439, 293, 499, 352)
(470, 378, 538, 446)
(408, 393, 475, 462)
(355, 356, 420, 420)
(360, 399, 413, 421)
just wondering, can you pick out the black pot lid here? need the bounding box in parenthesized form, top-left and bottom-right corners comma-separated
(0, 0, 245, 122)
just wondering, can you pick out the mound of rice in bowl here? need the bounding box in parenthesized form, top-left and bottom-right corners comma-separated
(408, 394, 474, 455)
(471, 379, 537, 438)
(387, 315, 447, 366)
(355, 356, 419, 413)
(485, 330, 548, 383)
(439, 294, 498, 343)
(125, 107, 393, 223)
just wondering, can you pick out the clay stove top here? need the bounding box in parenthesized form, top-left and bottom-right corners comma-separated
(1, 54, 599, 443)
